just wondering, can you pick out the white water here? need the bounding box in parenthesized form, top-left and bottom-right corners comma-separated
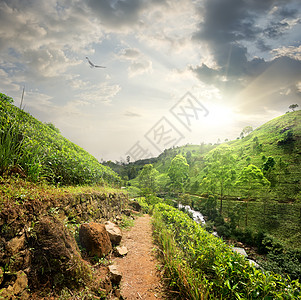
(178, 203, 206, 224)
(178, 202, 260, 268)
(178, 203, 219, 237)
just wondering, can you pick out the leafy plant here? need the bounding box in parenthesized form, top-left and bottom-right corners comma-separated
(153, 203, 301, 299)
(0, 93, 120, 186)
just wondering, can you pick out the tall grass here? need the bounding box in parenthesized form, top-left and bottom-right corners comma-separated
(0, 93, 120, 185)
(0, 119, 44, 181)
(0, 121, 23, 175)
(153, 203, 301, 299)
(153, 213, 208, 299)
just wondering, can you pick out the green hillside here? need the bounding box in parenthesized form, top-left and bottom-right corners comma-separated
(150, 110, 301, 201)
(126, 111, 301, 280)
(0, 93, 120, 186)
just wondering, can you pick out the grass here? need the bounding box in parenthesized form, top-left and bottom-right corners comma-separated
(0, 93, 120, 186)
(0, 176, 125, 209)
(153, 203, 301, 299)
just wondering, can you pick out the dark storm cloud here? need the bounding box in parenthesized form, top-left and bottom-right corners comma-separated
(256, 39, 272, 52)
(189, 63, 219, 85)
(191, 55, 301, 103)
(263, 21, 291, 39)
(193, 0, 270, 44)
(192, 0, 301, 91)
(276, 5, 299, 18)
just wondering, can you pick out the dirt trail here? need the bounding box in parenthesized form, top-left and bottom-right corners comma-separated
(114, 214, 165, 300)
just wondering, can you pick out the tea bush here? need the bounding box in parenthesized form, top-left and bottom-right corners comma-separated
(153, 203, 301, 299)
(0, 93, 120, 186)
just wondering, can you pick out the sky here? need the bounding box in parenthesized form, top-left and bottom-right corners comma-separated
(0, 0, 300, 162)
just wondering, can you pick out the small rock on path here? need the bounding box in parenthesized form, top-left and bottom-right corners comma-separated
(114, 214, 164, 299)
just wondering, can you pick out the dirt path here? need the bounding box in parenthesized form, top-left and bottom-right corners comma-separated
(114, 214, 165, 300)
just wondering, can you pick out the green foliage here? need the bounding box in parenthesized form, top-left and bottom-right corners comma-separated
(0, 93, 13, 104)
(119, 215, 134, 229)
(0, 93, 120, 185)
(125, 185, 141, 198)
(235, 165, 270, 226)
(45, 122, 60, 133)
(236, 164, 270, 198)
(138, 164, 159, 196)
(262, 156, 275, 172)
(201, 146, 236, 213)
(136, 197, 151, 213)
(168, 154, 189, 193)
(0, 120, 23, 175)
(240, 125, 253, 139)
(153, 203, 301, 299)
(289, 104, 299, 112)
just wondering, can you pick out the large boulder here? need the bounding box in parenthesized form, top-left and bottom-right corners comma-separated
(31, 216, 92, 288)
(105, 221, 122, 245)
(79, 222, 112, 257)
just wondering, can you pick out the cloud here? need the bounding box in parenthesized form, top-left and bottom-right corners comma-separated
(190, 0, 301, 106)
(120, 48, 140, 59)
(124, 111, 142, 117)
(85, 0, 167, 30)
(118, 47, 152, 77)
(0, 0, 103, 81)
(128, 60, 152, 77)
(263, 21, 291, 38)
(271, 45, 301, 60)
(189, 63, 219, 85)
(0, 68, 20, 94)
(76, 82, 121, 104)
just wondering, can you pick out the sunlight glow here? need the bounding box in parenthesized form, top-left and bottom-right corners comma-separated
(205, 103, 235, 127)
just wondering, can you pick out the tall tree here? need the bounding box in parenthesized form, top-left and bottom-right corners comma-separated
(202, 146, 235, 213)
(168, 154, 189, 194)
(236, 164, 270, 227)
(138, 164, 159, 197)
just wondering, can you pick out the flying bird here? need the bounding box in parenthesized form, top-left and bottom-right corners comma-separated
(85, 56, 106, 68)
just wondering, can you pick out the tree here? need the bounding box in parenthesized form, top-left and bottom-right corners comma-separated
(289, 104, 299, 112)
(236, 164, 270, 226)
(262, 156, 276, 187)
(138, 164, 159, 197)
(240, 126, 253, 138)
(201, 146, 235, 213)
(168, 154, 189, 194)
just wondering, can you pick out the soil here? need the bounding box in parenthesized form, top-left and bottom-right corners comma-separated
(114, 214, 166, 300)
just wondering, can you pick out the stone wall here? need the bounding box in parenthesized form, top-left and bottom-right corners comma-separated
(0, 190, 128, 299)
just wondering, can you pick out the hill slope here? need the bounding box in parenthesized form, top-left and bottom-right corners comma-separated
(0, 93, 119, 185)
(145, 110, 300, 200)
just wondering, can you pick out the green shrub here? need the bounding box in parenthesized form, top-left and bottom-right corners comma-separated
(153, 203, 301, 299)
(0, 93, 120, 185)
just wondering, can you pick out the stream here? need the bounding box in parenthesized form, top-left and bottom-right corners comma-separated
(177, 202, 260, 268)
(178, 203, 206, 225)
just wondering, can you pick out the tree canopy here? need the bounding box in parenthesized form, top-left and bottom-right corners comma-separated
(201, 146, 236, 213)
(138, 164, 159, 196)
(168, 154, 189, 193)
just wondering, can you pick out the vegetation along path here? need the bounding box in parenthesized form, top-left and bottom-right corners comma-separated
(114, 214, 165, 299)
